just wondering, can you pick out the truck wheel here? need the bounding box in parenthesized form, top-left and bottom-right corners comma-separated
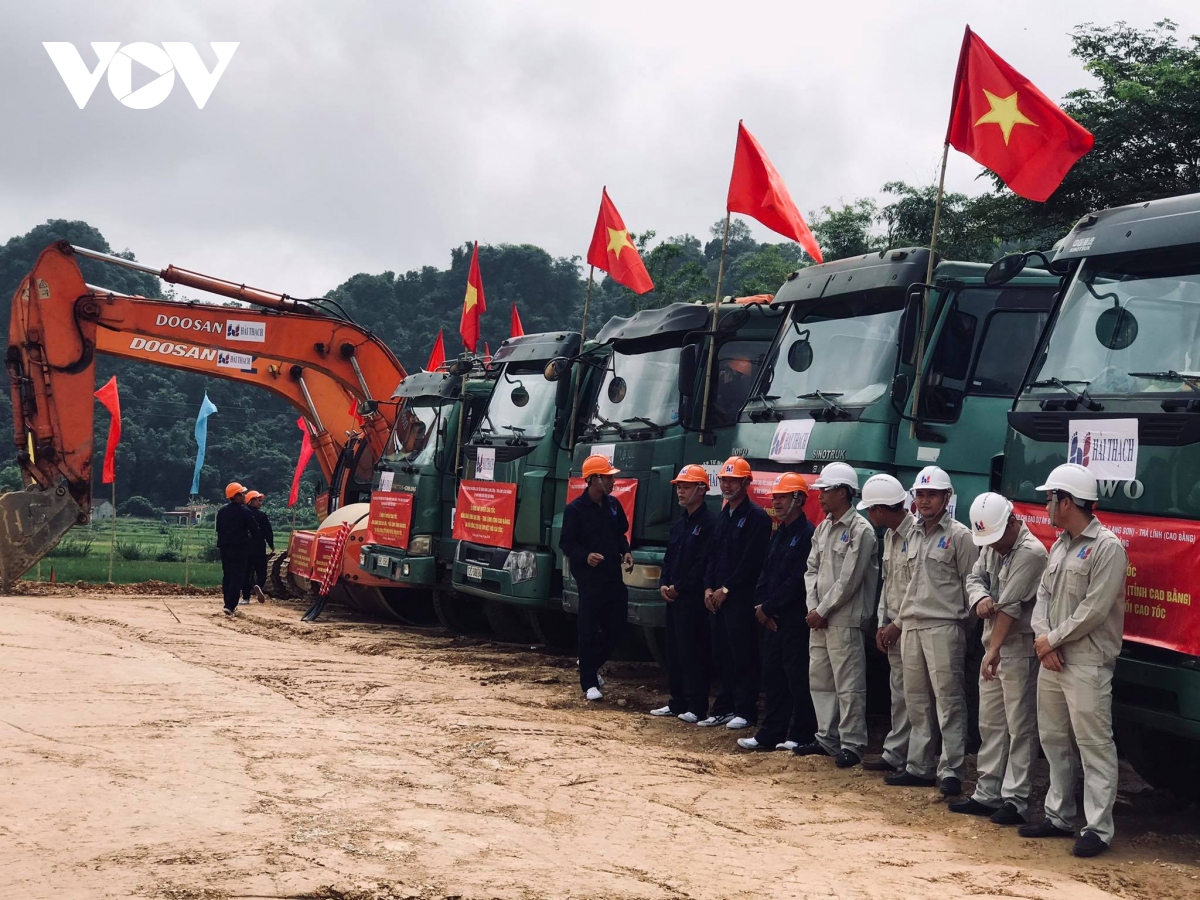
(373, 587, 439, 627)
(433, 591, 490, 634)
(1118, 724, 1200, 803)
(527, 609, 577, 652)
(483, 600, 538, 644)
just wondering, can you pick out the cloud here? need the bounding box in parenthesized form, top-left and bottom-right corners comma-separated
(0, 0, 1193, 295)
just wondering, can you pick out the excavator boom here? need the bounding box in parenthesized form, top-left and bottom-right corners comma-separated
(2, 241, 409, 590)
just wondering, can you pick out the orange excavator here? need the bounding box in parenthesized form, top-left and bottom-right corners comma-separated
(2, 241, 414, 607)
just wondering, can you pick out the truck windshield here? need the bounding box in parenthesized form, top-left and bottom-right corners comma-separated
(402, 405, 440, 466)
(1029, 247, 1200, 396)
(478, 363, 558, 439)
(760, 290, 904, 408)
(592, 346, 682, 433)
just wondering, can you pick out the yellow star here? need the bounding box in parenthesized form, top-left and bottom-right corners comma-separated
(464, 283, 478, 311)
(974, 89, 1037, 145)
(607, 227, 633, 259)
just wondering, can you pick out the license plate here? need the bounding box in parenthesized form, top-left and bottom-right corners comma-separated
(466, 564, 483, 582)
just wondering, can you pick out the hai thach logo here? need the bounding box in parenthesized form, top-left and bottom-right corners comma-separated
(43, 42, 239, 109)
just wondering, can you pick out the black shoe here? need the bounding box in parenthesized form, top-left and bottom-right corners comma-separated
(792, 741, 830, 757)
(1072, 831, 1109, 858)
(939, 776, 963, 796)
(861, 757, 899, 773)
(948, 798, 995, 816)
(884, 771, 937, 787)
(1018, 818, 1075, 839)
(833, 749, 861, 769)
(989, 802, 1026, 826)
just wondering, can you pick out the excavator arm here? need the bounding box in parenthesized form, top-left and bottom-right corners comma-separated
(1, 241, 410, 590)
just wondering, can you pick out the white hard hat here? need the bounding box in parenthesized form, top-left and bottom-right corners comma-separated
(857, 474, 908, 510)
(912, 465, 953, 492)
(812, 461, 859, 492)
(1036, 462, 1098, 502)
(969, 492, 1014, 547)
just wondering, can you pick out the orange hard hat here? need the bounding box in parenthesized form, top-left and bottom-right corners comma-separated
(718, 456, 752, 479)
(225, 481, 247, 499)
(770, 472, 809, 496)
(671, 464, 711, 486)
(725, 358, 753, 376)
(582, 454, 620, 478)
(245, 490, 264, 502)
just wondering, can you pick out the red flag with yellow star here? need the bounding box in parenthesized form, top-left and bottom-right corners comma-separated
(459, 242, 486, 353)
(587, 188, 654, 295)
(947, 27, 1093, 202)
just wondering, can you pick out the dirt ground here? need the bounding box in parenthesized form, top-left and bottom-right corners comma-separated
(2, 590, 1197, 900)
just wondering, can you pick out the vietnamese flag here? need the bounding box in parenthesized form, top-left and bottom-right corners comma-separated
(587, 188, 654, 295)
(947, 27, 1093, 202)
(425, 329, 446, 372)
(726, 121, 822, 263)
(94, 375, 121, 484)
(510, 303, 524, 338)
(459, 242, 486, 353)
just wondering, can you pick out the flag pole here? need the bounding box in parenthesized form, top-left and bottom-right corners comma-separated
(108, 479, 116, 583)
(698, 211, 732, 438)
(568, 265, 595, 450)
(909, 142, 950, 440)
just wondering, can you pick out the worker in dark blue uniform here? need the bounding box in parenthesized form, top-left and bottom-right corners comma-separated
(699, 456, 772, 730)
(559, 454, 632, 701)
(650, 464, 716, 723)
(737, 472, 818, 751)
(241, 490, 275, 604)
(215, 481, 259, 616)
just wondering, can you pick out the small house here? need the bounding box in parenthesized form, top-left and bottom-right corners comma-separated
(90, 500, 115, 523)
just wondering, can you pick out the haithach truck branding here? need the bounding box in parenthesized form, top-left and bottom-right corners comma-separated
(151, 314, 267, 343)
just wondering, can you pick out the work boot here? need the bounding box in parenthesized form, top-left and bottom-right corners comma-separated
(939, 776, 963, 796)
(1072, 831, 1109, 858)
(861, 757, 899, 773)
(1017, 819, 1075, 839)
(884, 771, 937, 787)
(792, 742, 830, 757)
(834, 749, 861, 769)
(989, 802, 1026, 826)
(948, 798, 996, 816)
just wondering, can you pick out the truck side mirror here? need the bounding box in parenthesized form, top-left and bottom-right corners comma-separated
(890, 372, 910, 408)
(543, 357, 570, 382)
(899, 291, 922, 365)
(678, 343, 697, 398)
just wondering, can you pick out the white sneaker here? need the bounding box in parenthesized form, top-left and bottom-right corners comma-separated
(725, 716, 751, 730)
(677, 712, 699, 724)
(239, 599, 250, 605)
(697, 713, 735, 727)
(649, 705, 674, 717)
(737, 737, 762, 750)
(585, 687, 603, 701)
(776, 741, 799, 751)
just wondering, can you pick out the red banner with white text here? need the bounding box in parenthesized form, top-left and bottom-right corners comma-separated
(1012, 502, 1200, 658)
(566, 477, 638, 543)
(367, 491, 414, 549)
(288, 531, 316, 579)
(453, 480, 518, 548)
(746, 470, 825, 528)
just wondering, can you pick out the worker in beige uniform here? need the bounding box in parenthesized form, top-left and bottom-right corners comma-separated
(858, 474, 916, 774)
(1018, 463, 1126, 859)
(885, 465, 978, 796)
(793, 462, 878, 768)
(949, 492, 1047, 825)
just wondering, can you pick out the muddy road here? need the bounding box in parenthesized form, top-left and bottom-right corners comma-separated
(1, 590, 1197, 899)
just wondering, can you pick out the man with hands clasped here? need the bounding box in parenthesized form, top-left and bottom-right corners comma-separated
(793, 462, 877, 768)
(650, 465, 716, 724)
(1018, 463, 1126, 859)
(949, 492, 1047, 825)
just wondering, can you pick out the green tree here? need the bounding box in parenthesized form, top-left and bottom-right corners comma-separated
(809, 200, 884, 261)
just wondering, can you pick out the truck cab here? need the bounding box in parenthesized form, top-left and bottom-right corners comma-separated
(998, 191, 1200, 801)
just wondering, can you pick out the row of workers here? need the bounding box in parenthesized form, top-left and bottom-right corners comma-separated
(216, 481, 277, 615)
(560, 454, 1126, 859)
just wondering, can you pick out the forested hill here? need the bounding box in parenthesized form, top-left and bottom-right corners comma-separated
(0, 20, 1195, 516)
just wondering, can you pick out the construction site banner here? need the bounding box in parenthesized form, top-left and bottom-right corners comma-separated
(312, 533, 338, 582)
(367, 491, 414, 549)
(566, 478, 637, 543)
(288, 532, 316, 579)
(747, 471, 825, 528)
(453, 480, 518, 549)
(1012, 502, 1200, 658)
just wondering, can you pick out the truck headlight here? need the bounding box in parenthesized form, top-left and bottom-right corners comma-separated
(623, 564, 662, 590)
(503, 550, 537, 584)
(408, 535, 432, 556)
(359, 550, 368, 567)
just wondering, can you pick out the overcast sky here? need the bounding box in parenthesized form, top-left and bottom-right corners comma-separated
(2, 1, 1196, 297)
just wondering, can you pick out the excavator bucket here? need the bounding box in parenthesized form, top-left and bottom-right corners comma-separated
(0, 483, 83, 591)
